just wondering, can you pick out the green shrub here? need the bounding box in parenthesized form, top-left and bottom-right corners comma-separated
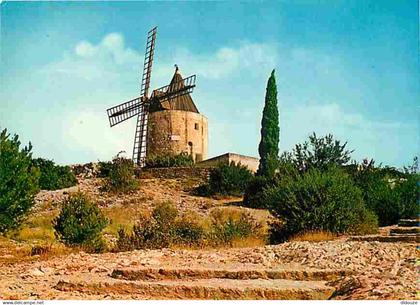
(53, 192, 108, 252)
(152, 201, 178, 226)
(361, 177, 400, 226)
(209, 209, 263, 245)
(115, 202, 181, 251)
(101, 155, 138, 193)
(267, 166, 378, 242)
(172, 215, 206, 246)
(243, 176, 273, 209)
(32, 158, 77, 190)
(97, 160, 113, 178)
(349, 162, 419, 226)
(146, 153, 194, 168)
(150, 201, 178, 247)
(115, 214, 157, 251)
(198, 162, 253, 197)
(0, 129, 40, 233)
(244, 158, 298, 209)
(395, 173, 419, 220)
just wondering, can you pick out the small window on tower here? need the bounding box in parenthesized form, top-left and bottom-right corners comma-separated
(194, 123, 199, 130)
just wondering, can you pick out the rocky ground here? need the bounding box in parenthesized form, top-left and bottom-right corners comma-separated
(0, 239, 418, 300)
(0, 173, 418, 300)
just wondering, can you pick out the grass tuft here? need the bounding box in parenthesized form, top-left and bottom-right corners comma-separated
(289, 230, 338, 242)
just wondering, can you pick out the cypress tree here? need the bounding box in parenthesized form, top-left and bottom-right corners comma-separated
(257, 69, 279, 177)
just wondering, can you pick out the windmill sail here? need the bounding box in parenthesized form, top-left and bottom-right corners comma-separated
(106, 97, 143, 127)
(151, 74, 196, 110)
(133, 27, 157, 166)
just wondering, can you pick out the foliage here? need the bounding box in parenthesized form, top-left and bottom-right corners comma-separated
(197, 162, 253, 197)
(288, 133, 353, 173)
(403, 156, 418, 174)
(53, 192, 108, 252)
(0, 129, 40, 233)
(395, 173, 419, 220)
(145, 153, 194, 168)
(115, 202, 204, 251)
(97, 161, 113, 178)
(257, 69, 280, 177)
(267, 166, 378, 242)
(349, 161, 419, 226)
(114, 203, 264, 251)
(243, 175, 275, 209)
(151, 201, 179, 247)
(209, 209, 264, 245)
(101, 155, 138, 193)
(32, 158, 77, 190)
(171, 215, 206, 246)
(244, 156, 298, 209)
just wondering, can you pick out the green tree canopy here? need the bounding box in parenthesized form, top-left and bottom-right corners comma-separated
(286, 132, 353, 173)
(0, 129, 40, 233)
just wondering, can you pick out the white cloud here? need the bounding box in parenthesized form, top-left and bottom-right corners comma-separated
(154, 42, 279, 80)
(75, 41, 97, 58)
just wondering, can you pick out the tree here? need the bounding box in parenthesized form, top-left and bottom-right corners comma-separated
(257, 69, 279, 177)
(0, 129, 40, 233)
(53, 192, 108, 252)
(32, 158, 77, 190)
(291, 133, 353, 173)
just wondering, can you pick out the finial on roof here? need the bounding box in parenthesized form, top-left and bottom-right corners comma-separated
(174, 64, 179, 73)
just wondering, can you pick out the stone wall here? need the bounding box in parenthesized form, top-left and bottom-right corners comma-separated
(147, 110, 208, 162)
(197, 153, 260, 172)
(137, 166, 210, 180)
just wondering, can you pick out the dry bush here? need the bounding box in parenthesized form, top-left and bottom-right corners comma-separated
(289, 230, 338, 242)
(208, 208, 266, 246)
(30, 244, 52, 256)
(0, 236, 73, 264)
(7, 212, 57, 243)
(114, 204, 267, 251)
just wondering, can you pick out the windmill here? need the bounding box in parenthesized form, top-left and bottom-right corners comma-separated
(106, 27, 197, 167)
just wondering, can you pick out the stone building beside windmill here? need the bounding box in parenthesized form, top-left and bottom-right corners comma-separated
(147, 66, 208, 162)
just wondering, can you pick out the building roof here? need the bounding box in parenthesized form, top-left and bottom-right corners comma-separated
(151, 66, 199, 113)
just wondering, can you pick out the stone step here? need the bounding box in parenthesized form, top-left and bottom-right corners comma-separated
(390, 227, 420, 235)
(398, 219, 419, 227)
(55, 278, 335, 300)
(348, 235, 419, 243)
(111, 267, 350, 282)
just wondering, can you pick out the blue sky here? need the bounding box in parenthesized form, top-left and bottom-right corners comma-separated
(1, 1, 418, 167)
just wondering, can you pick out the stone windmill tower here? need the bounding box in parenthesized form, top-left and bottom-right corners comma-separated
(148, 65, 208, 162)
(106, 27, 208, 166)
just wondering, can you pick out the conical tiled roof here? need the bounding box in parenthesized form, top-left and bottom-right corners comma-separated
(151, 66, 199, 113)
